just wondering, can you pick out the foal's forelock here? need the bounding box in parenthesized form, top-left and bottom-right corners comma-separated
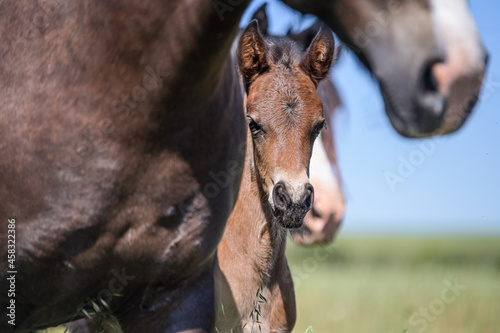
(266, 37, 300, 69)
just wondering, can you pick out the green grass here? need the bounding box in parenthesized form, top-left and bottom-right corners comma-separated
(286, 237, 500, 333)
(44, 237, 500, 333)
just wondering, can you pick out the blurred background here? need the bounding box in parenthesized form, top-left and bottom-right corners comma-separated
(240, 1, 500, 332)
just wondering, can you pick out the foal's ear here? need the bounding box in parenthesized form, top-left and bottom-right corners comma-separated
(299, 29, 335, 86)
(238, 20, 268, 91)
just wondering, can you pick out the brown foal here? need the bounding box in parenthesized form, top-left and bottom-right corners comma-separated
(214, 21, 335, 333)
(249, 4, 346, 245)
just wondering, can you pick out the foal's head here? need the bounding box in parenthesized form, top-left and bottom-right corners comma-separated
(238, 21, 335, 228)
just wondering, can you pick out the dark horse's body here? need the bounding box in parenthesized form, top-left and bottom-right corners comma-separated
(0, 1, 248, 332)
(0, 0, 487, 332)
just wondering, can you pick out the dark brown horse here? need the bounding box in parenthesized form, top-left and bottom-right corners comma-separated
(215, 21, 335, 332)
(0, 1, 249, 332)
(0, 1, 487, 332)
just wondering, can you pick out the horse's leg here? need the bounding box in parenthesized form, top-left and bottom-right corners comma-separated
(116, 267, 215, 333)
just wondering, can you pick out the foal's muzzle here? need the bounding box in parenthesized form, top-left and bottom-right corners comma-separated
(272, 181, 314, 228)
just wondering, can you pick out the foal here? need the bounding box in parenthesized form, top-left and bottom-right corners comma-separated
(250, 4, 346, 245)
(214, 21, 335, 333)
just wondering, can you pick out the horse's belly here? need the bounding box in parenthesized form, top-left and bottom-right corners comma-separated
(1, 140, 243, 331)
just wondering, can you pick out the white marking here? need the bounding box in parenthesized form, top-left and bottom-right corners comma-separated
(309, 134, 338, 187)
(431, 0, 485, 91)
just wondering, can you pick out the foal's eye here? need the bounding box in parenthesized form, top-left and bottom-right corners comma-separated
(247, 117, 263, 135)
(313, 120, 327, 136)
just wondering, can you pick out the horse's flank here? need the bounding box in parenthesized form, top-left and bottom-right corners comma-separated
(0, 1, 248, 331)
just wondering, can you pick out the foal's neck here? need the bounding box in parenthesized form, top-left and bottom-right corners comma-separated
(225, 140, 289, 281)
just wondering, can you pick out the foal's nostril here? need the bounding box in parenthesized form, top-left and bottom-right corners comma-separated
(302, 183, 314, 212)
(273, 182, 290, 211)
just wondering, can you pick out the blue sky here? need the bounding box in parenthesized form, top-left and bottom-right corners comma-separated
(241, 0, 500, 236)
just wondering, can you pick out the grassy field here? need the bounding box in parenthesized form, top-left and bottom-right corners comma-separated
(287, 237, 500, 333)
(43, 237, 500, 333)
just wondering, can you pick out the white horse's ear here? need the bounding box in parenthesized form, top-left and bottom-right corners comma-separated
(300, 29, 335, 86)
(238, 20, 268, 91)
